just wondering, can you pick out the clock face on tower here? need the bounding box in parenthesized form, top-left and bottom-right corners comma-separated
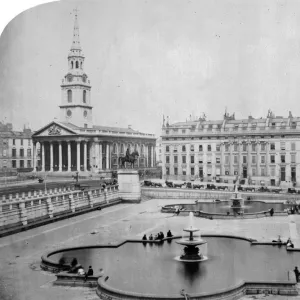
(67, 110, 72, 117)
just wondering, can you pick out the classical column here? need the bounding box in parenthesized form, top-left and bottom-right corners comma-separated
(33, 142, 37, 172)
(106, 144, 110, 169)
(151, 145, 154, 168)
(41, 142, 45, 172)
(77, 141, 80, 172)
(67, 141, 71, 172)
(58, 142, 62, 172)
(145, 145, 148, 167)
(137, 144, 140, 167)
(93, 142, 98, 170)
(99, 143, 103, 169)
(50, 142, 53, 172)
(84, 141, 87, 171)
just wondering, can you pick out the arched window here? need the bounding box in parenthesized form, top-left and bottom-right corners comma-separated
(182, 145, 186, 152)
(71, 61, 73, 69)
(166, 146, 169, 152)
(113, 143, 117, 153)
(67, 90, 72, 103)
(83, 90, 86, 103)
(80, 62, 83, 69)
(121, 144, 124, 154)
(76, 61, 79, 68)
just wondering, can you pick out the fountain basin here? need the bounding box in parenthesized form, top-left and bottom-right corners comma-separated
(42, 235, 299, 299)
(162, 200, 288, 219)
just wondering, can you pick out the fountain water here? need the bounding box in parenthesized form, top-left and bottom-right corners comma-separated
(176, 212, 208, 262)
(229, 178, 245, 216)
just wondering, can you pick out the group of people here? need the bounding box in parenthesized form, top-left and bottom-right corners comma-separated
(142, 230, 173, 241)
(271, 236, 294, 248)
(68, 258, 94, 281)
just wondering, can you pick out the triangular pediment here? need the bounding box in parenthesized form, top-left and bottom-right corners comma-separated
(32, 121, 78, 137)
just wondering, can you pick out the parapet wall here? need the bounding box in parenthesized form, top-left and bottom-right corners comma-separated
(0, 185, 120, 235)
(142, 187, 300, 202)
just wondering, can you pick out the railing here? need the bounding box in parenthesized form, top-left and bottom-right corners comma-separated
(0, 185, 120, 231)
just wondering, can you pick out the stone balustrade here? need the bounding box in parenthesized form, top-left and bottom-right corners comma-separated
(0, 185, 120, 231)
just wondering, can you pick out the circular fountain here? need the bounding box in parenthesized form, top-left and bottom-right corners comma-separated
(176, 212, 207, 262)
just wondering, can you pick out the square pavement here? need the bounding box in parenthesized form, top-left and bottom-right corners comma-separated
(1, 198, 300, 300)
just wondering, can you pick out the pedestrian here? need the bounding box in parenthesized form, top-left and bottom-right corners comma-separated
(142, 234, 147, 240)
(84, 266, 94, 281)
(294, 267, 300, 282)
(149, 234, 153, 240)
(269, 208, 274, 217)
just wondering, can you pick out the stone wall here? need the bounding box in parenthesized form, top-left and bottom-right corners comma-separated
(0, 185, 120, 232)
(142, 187, 300, 202)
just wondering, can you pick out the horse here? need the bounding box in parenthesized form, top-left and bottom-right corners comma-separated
(118, 150, 139, 168)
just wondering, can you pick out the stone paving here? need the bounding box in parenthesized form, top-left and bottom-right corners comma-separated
(0, 198, 300, 300)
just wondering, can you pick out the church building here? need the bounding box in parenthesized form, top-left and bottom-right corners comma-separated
(32, 12, 156, 174)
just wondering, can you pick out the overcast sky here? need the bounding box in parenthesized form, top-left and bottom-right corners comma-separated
(1, 0, 300, 135)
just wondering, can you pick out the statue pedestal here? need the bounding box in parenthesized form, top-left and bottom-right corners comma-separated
(117, 170, 141, 203)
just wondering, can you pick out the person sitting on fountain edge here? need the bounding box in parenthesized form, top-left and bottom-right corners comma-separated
(287, 238, 294, 248)
(148, 234, 153, 240)
(142, 234, 147, 240)
(160, 232, 165, 239)
(167, 230, 173, 238)
(84, 266, 94, 281)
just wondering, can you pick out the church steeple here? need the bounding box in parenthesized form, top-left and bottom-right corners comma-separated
(59, 10, 93, 129)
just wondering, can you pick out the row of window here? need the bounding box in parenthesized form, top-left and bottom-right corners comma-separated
(165, 142, 296, 153)
(11, 160, 32, 168)
(67, 90, 87, 103)
(165, 122, 298, 134)
(11, 149, 32, 157)
(12, 139, 31, 146)
(166, 166, 294, 177)
(166, 154, 296, 164)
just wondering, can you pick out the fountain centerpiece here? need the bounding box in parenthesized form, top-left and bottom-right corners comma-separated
(176, 212, 207, 262)
(230, 178, 244, 209)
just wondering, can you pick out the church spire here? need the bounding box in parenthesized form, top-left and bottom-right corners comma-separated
(71, 9, 81, 51)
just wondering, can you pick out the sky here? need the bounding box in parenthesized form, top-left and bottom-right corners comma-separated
(1, 0, 300, 136)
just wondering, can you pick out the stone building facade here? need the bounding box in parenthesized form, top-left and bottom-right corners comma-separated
(161, 111, 300, 187)
(0, 122, 34, 173)
(31, 12, 156, 174)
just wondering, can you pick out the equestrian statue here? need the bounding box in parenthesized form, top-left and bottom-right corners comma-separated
(118, 148, 139, 168)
